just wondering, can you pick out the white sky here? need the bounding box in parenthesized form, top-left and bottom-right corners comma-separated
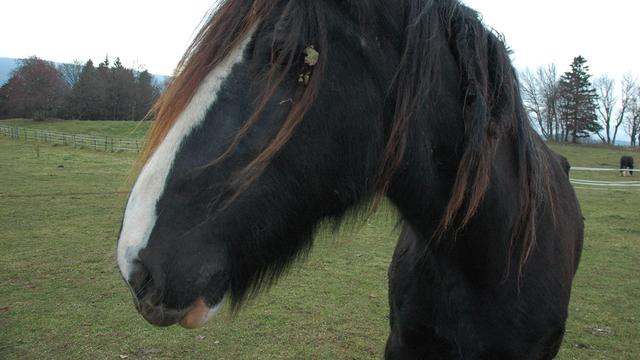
(1, 0, 216, 75)
(463, 0, 640, 80)
(2, 0, 639, 80)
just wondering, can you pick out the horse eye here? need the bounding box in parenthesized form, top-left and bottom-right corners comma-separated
(269, 42, 302, 68)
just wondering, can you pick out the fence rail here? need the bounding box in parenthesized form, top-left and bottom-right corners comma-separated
(0, 125, 142, 153)
(570, 179, 640, 187)
(569, 166, 640, 189)
(572, 167, 636, 172)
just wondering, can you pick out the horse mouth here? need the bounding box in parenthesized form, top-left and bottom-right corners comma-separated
(179, 297, 223, 329)
(137, 297, 224, 328)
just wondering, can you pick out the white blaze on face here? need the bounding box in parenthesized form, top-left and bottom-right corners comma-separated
(117, 31, 255, 281)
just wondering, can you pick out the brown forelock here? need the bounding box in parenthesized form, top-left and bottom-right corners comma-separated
(136, 0, 276, 170)
(202, 0, 329, 215)
(135, 0, 328, 210)
(213, 0, 328, 195)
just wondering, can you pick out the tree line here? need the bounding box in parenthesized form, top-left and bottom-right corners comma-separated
(0, 56, 163, 121)
(521, 55, 640, 146)
(2, 55, 639, 146)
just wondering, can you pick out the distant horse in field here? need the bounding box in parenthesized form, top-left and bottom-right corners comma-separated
(620, 155, 634, 176)
(116, 1, 584, 358)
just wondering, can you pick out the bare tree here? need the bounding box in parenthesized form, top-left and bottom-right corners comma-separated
(59, 59, 84, 87)
(520, 64, 561, 140)
(539, 65, 561, 141)
(521, 69, 546, 137)
(612, 74, 637, 145)
(594, 75, 615, 144)
(2, 57, 69, 120)
(625, 92, 640, 146)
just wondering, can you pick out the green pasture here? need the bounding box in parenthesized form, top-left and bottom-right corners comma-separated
(0, 120, 638, 359)
(0, 119, 150, 139)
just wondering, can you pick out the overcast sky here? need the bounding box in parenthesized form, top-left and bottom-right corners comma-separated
(2, 0, 639, 80)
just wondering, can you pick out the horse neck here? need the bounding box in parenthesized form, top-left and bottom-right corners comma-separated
(387, 133, 520, 264)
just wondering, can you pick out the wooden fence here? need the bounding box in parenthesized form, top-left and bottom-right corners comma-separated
(0, 125, 142, 153)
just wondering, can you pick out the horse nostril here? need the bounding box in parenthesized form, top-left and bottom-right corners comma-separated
(128, 260, 162, 303)
(129, 260, 151, 289)
(145, 286, 164, 307)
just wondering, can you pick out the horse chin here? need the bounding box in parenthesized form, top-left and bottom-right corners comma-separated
(179, 297, 225, 329)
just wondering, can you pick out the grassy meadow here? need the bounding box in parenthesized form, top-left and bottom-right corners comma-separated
(0, 120, 638, 359)
(0, 119, 151, 139)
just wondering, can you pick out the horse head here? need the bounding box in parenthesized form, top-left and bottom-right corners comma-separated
(117, 0, 409, 328)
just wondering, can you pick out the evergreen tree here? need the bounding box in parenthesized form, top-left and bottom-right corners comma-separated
(133, 70, 158, 120)
(66, 59, 102, 119)
(0, 82, 9, 116)
(62, 56, 160, 120)
(557, 56, 601, 142)
(108, 57, 135, 120)
(95, 56, 112, 119)
(2, 54, 162, 121)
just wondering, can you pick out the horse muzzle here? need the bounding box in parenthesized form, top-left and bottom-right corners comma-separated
(136, 296, 222, 329)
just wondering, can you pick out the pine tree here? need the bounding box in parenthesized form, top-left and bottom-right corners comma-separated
(108, 57, 135, 120)
(94, 56, 112, 119)
(133, 70, 157, 120)
(63, 57, 159, 120)
(0, 82, 9, 116)
(66, 59, 101, 119)
(557, 56, 601, 143)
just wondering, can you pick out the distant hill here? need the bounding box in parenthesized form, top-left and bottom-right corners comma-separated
(0, 57, 18, 85)
(614, 139, 632, 146)
(0, 57, 167, 86)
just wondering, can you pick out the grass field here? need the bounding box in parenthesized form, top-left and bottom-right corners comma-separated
(1, 120, 638, 359)
(0, 119, 150, 139)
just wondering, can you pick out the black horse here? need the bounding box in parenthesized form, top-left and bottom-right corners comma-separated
(620, 155, 634, 176)
(116, 1, 584, 358)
